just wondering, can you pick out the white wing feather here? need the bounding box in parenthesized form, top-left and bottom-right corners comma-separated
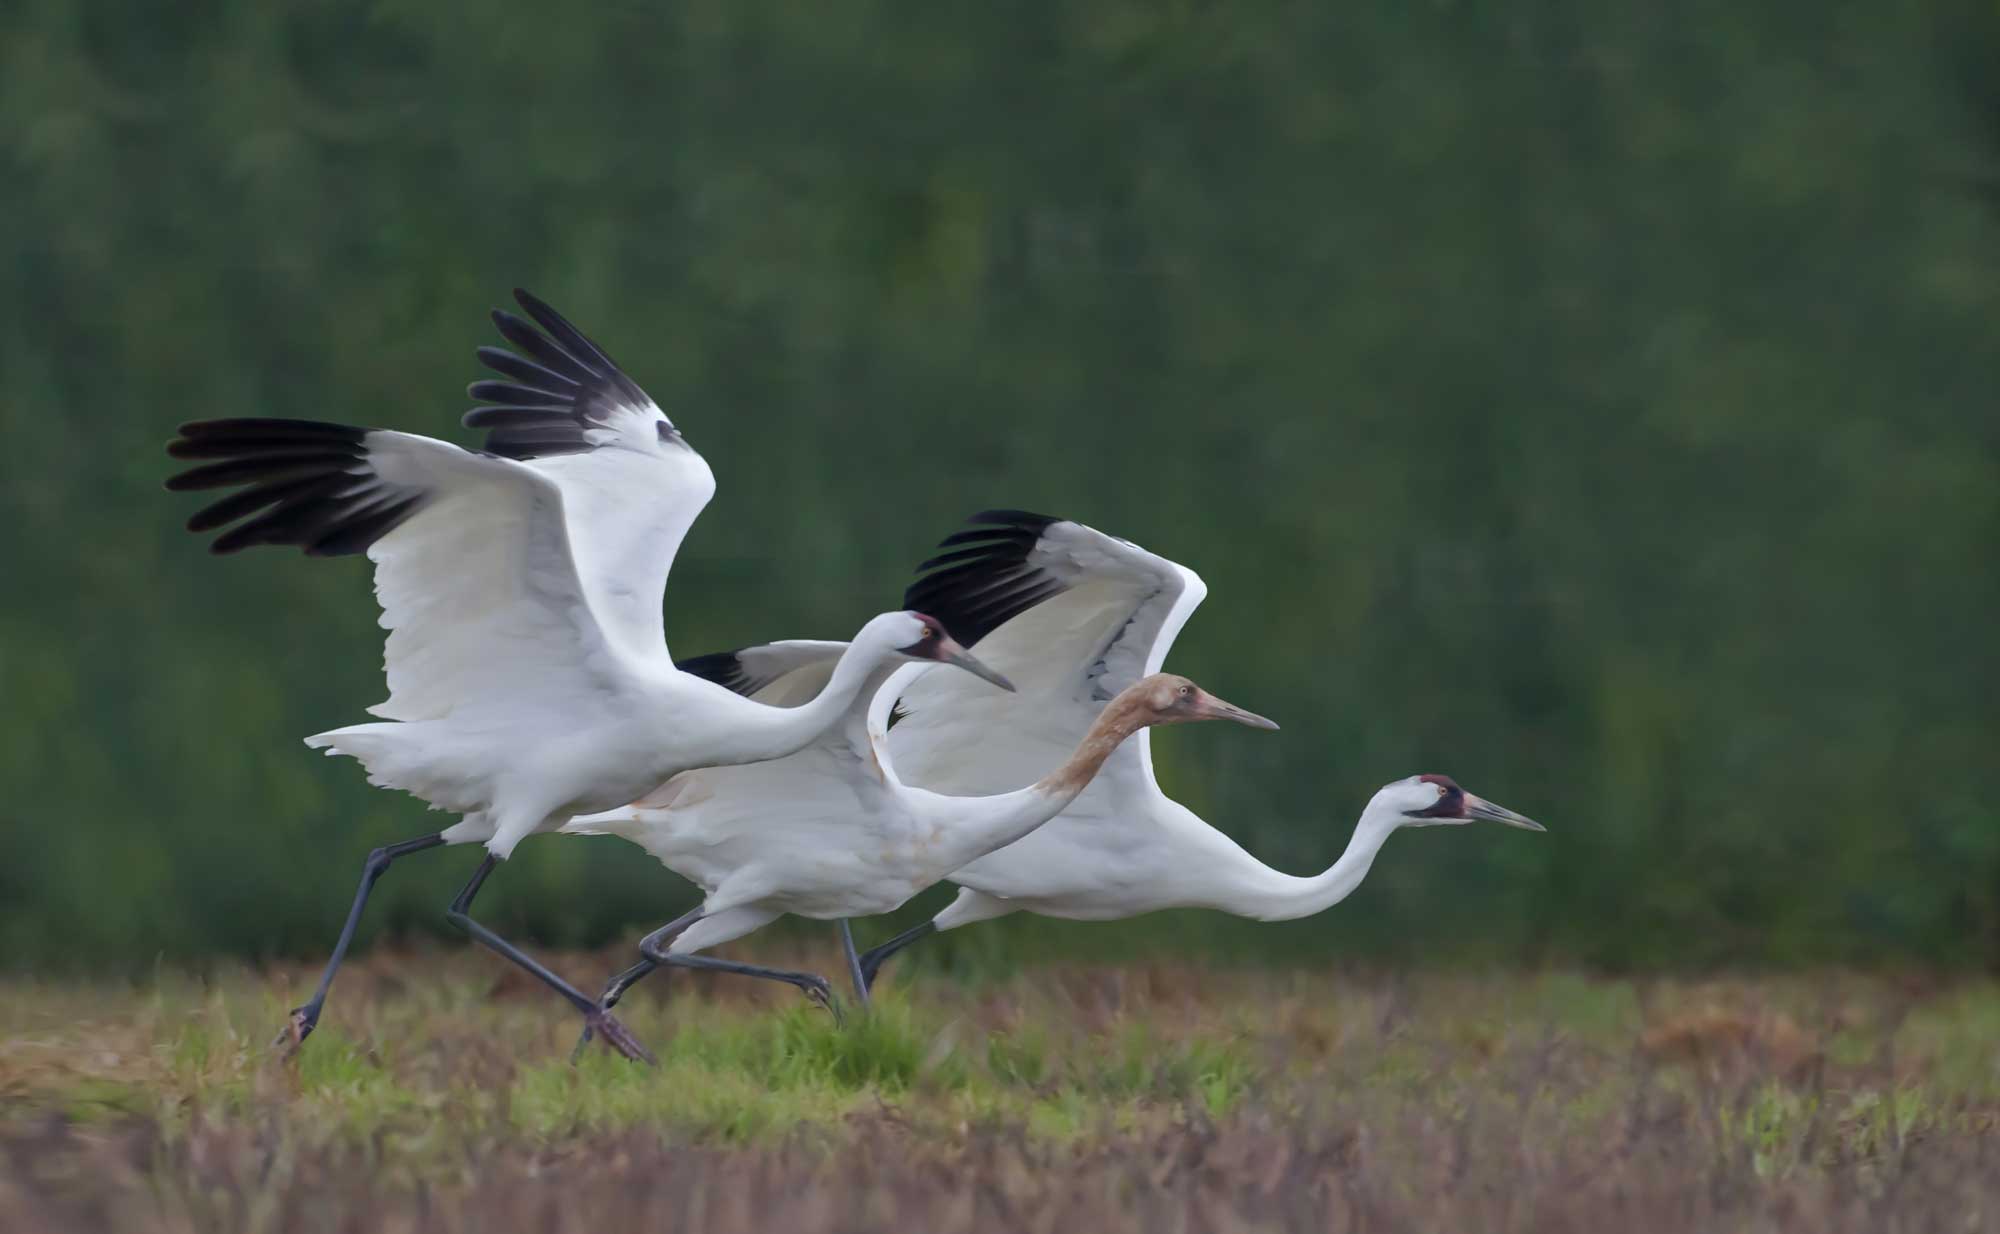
(358, 432, 636, 722)
(675, 640, 852, 708)
(465, 289, 717, 665)
(886, 517, 1205, 795)
(530, 442, 714, 664)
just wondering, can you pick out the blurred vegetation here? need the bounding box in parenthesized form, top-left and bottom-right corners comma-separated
(6, 961, 2000, 1229)
(1, 1, 1995, 973)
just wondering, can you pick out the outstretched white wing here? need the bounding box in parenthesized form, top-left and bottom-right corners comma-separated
(170, 290, 717, 711)
(464, 289, 716, 664)
(884, 510, 1206, 795)
(167, 420, 640, 722)
(671, 640, 852, 708)
(584, 507, 1207, 806)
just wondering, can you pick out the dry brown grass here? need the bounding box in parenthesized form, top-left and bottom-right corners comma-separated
(2, 945, 1997, 1232)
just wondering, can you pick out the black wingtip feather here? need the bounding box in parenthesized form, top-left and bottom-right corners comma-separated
(902, 510, 1070, 648)
(184, 471, 350, 534)
(306, 494, 424, 557)
(513, 289, 615, 374)
(475, 345, 579, 392)
(465, 290, 667, 460)
(165, 418, 425, 559)
(164, 451, 360, 491)
(463, 407, 572, 430)
(673, 649, 754, 696)
(967, 509, 1060, 530)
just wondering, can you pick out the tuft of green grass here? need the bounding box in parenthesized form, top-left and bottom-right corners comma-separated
(984, 1021, 1052, 1088)
(512, 1049, 863, 1143)
(1083, 1023, 1262, 1113)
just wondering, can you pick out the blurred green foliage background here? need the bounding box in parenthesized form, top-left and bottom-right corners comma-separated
(3, 2, 1996, 974)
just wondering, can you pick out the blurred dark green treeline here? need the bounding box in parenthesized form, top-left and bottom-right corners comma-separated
(2, 2, 1995, 973)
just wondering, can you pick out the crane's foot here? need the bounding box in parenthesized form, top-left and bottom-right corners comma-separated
(577, 1007, 656, 1066)
(271, 1005, 318, 1058)
(800, 977, 844, 1027)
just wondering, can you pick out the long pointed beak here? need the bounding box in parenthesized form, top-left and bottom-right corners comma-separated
(936, 638, 1015, 693)
(1466, 794, 1545, 832)
(1194, 691, 1280, 731)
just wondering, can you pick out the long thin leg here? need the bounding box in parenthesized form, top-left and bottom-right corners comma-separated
(598, 956, 664, 1012)
(837, 920, 870, 1009)
(638, 916, 837, 1019)
(569, 907, 703, 1062)
(446, 855, 655, 1064)
(572, 907, 841, 1059)
(856, 920, 938, 993)
(276, 832, 445, 1052)
(648, 952, 839, 1022)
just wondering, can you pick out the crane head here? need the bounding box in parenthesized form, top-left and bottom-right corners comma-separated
(1381, 774, 1545, 831)
(1130, 673, 1280, 730)
(891, 610, 1015, 693)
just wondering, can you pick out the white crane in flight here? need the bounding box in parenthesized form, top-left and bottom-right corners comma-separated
(697, 512, 1545, 991)
(163, 292, 1013, 1061)
(561, 666, 1274, 1039)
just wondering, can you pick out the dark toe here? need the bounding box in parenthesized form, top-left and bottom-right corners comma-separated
(589, 1012, 656, 1066)
(271, 1008, 314, 1055)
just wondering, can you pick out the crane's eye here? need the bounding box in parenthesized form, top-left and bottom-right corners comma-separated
(1177, 685, 1192, 697)
(920, 626, 936, 640)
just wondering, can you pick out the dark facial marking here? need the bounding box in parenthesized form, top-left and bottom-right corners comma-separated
(896, 612, 945, 657)
(1411, 773, 1466, 819)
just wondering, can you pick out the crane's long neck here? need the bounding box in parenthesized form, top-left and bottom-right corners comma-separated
(1208, 803, 1403, 922)
(926, 695, 1148, 872)
(729, 639, 896, 764)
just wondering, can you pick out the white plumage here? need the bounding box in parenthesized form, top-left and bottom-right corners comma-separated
(164, 291, 1012, 1054)
(756, 512, 1547, 985)
(168, 294, 974, 859)
(562, 643, 1273, 1012)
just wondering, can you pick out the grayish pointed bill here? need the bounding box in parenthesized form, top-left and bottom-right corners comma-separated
(1466, 794, 1545, 831)
(1198, 692, 1280, 731)
(941, 643, 1016, 693)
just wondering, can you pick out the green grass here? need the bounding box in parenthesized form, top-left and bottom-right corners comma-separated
(4, 948, 1999, 1231)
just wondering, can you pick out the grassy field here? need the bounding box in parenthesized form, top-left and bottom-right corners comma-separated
(3, 941, 1997, 1232)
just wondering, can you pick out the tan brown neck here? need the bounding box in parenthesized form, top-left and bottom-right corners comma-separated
(1032, 691, 1153, 797)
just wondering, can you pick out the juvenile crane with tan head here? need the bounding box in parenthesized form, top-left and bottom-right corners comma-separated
(834, 511, 1547, 989)
(562, 668, 1275, 1029)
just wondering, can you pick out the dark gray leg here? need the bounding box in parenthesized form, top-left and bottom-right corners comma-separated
(856, 920, 938, 992)
(570, 907, 703, 1062)
(445, 855, 655, 1064)
(650, 953, 840, 1022)
(837, 920, 870, 1009)
(598, 956, 665, 1012)
(637, 918, 838, 1021)
(276, 832, 445, 1052)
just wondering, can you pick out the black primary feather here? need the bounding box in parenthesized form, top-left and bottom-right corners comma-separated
(464, 288, 674, 460)
(903, 509, 1069, 648)
(164, 419, 426, 557)
(673, 649, 756, 696)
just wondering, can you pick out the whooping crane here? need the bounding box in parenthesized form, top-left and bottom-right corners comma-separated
(162, 292, 1013, 1060)
(559, 666, 1275, 1033)
(845, 511, 1545, 986)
